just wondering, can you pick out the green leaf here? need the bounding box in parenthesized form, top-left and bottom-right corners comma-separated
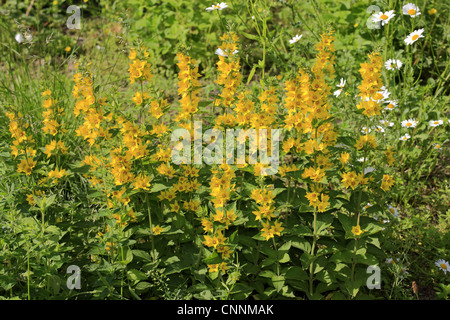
(132, 250, 153, 262)
(241, 31, 259, 41)
(135, 281, 152, 292)
(127, 269, 148, 282)
(259, 270, 276, 278)
(150, 183, 170, 193)
(247, 66, 257, 85)
(203, 251, 222, 264)
(271, 275, 285, 292)
(285, 266, 308, 281)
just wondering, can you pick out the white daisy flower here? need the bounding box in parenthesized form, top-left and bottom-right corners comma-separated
(429, 119, 443, 127)
(435, 259, 450, 274)
(337, 78, 346, 88)
(363, 202, 373, 210)
(398, 266, 408, 279)
(374, 125, 385, 133)
(401, 118, 418, 128)
(385, 59, 403, 70)
(388, 204, 399, 218)
(384, 100, 398, 111)
(364, 167, 376, 175)
(357, 157, 367, 162)
(289, 34, 303, 44)
(380, 120, 395, 127)
(372, 10, 396, 26)
(377, 86, 391, 101)
(432, 143, 441, 150)
(15, 33, 24, 43)
(215, 48, 238, 57)
(386, 258, 396, 265)
(404, 28, 425, 45)
(206, 2, 228, 11)
(333, 89, 342, 97)
(361, 127, 371, 134)
(399, 133, 411, 141)
(402, 3, 421, 17)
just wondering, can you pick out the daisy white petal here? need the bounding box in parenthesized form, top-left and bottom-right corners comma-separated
(15, 33, 24, 43)
(399, 133, 411, 141)
(289, 34, 303, 44)
(404, 28, 425, 45)
(435, 259, 450, 274)
(206, 2, 228, 11)
(372, 10, 396, 26)
(385, 59, 403, 70)
(401, 118, 418, 128)
(402, 3, 421, 18)
(429, 119, 443, 127)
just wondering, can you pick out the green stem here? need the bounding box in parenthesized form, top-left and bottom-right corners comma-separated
(146, 193, 156, 261)
(27, 239, 31, 300)
(309, 209, 318, 297)
(350, 212, 361, 299)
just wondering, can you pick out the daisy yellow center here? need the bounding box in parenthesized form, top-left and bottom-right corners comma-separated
(406, 122, 412, 126)
(412, 34, 419, 41)
(380, 14, 388, 20)
(389, 208, 395, 214)
(390, 260, 395, 264)
(434, 121, 439, 124)
(435, 145, 441, 148)
(408, 9, 416, 15)
(441, 263, 448, 269)
(388, 104, 394, 109)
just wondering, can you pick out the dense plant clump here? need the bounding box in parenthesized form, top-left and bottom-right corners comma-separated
(0, 0, 448, 300)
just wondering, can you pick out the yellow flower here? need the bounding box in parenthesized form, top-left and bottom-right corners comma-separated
(17, 158, 37, 175)
(208, 264, 219, 273)
(339, 152, 350, 168)
(152, 225, 164, 235)
(65, 46, 71, 52)
(26, 194, 35, 206)
(351, 225, 364, 236)
(428, 8, 437, 15)
(381, 174, 395, 191)
(270, 220, 284, 237)
(48, 168, 68, 181)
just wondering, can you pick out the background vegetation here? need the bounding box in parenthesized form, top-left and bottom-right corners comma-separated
(0, 0, 449, 300)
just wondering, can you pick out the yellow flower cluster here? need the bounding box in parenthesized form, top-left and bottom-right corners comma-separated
(305, 191, 331, 213)
(214, 32, 242, 110)
(6, 108, 37, 175)
(341, 171, 367, 190)
(201, 164, 236, 272)
(41, 91, 64, 136)
(175, 51, 201, 122)
(128, 46, 153, 84)
(354, 134, 378, 150)
(73, 66, 111, 146)
(381, 174, 395, 191)
(250, 188, 284, 240)
(357, 53, 384, 117)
